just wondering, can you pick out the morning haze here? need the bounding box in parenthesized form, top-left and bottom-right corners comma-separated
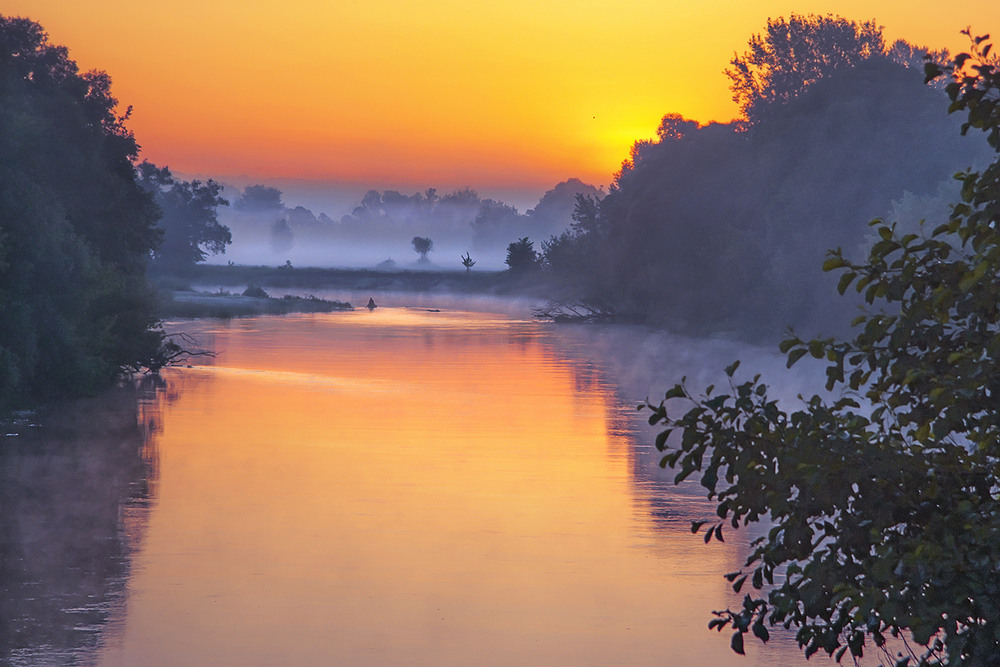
(2, 5, 1000, 667)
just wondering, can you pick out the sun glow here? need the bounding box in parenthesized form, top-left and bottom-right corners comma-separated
(5, 0, 999, 192)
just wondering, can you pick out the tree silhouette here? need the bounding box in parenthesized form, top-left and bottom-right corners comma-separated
(472, 199, 525, 248)
(505, 237, 538, 272)
(411, 236, 433, 261)
(138, 161, 231, 268)
(461, 251, 476, 272)
(0, 15, 166, 407)
(235, 184, 283, 212)
(726, 14, 884, 126)
(645, 34, 1000, 665)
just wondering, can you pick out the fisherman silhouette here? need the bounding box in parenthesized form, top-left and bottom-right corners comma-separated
(367, 297, 377, 310)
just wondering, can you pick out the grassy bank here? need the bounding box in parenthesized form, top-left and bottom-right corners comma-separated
(156, 289, 352, 319)
(150, 263, 548, 297)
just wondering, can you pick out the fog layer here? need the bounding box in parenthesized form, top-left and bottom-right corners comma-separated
(210, 179, 601, 271)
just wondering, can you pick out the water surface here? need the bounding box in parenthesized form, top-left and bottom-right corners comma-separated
(4, 305, 843, 665)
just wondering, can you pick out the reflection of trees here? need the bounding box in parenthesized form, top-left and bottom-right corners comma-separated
(544, 324, 758, 534)
(0, 377, 169, 665)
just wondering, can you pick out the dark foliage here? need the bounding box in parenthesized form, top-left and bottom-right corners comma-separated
(540, 19, 992, 339)
(461, 251, 475, 272)
(643, 33, 1000, 665)
(726, 14, 884, 127)
(504, 237, 539, 272)
(471, 199, 525, 249)
(339, 187, 481, 235)
(0, 15, 168, 409)
(235, 184, 283, 212)
(411, 235, 433, 260)
(137, 161, 230, 269)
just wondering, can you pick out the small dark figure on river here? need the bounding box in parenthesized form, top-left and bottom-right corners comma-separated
(367, 297, 377, 310)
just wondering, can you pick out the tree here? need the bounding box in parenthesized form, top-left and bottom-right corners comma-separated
(461, 251, 476, 272)
(655, 113, 700, 141)
(270, 218, 293, 253)
(0, 16, 166, 408)
(526, 178, 602, 238)
(643, 35, 1000, 665)
(138, 161, 231, 269)
(235, 184, 283, 212)
(544, 28, 985, 336)
(472, 199, 526, 248)
(411, 236, 433, 261)
(888, 39, 950, 75)
(505, 237, 538, 272)
(726, 14, 885, 126)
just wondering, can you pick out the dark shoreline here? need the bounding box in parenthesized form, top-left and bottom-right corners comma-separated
(156, 290, 354, 319)
(150, 263, 547, 296)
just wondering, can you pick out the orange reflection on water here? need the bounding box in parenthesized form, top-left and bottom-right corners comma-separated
(99, 309, 786, 666)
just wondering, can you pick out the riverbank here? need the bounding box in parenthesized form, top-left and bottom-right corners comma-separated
(150, 263, 550, 298)
(157, 288, 353, 319)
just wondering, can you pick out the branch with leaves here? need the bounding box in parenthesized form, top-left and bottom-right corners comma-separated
(644, 32, 1000, 666)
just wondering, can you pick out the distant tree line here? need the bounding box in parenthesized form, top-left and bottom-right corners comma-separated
(330, 179, 601, 251)
(214, 177, 602, 267)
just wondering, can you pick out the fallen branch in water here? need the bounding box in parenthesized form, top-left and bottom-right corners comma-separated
(532, 299, 620, 323)
(128, 332, 217, 374)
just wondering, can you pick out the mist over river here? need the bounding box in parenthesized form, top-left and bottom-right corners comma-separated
(3, 299, 860, 666)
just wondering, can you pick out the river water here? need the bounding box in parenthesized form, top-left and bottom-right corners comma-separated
(2, 301, 854, 666)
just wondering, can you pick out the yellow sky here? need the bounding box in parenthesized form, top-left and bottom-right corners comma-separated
(5, 1, 999, 194)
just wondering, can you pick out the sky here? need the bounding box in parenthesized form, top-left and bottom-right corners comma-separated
(5, 1, 1000, 205)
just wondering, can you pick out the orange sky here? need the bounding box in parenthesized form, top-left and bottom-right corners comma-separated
(5, 1, 1000, 197)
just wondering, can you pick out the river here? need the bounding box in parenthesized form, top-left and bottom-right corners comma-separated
(2, 299, 856, 666)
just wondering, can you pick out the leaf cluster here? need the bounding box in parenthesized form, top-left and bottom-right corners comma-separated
(0, 15, 166, 409)
(138, 161, 230, 268)
(726, 13, 885, 126)
(644, 34, 1000, 665)
(504, 237, 539, 272)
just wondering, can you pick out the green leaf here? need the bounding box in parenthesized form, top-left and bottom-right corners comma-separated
(778, 337, 799, 353)
(837, 271, 857, 294)
(731, 631, 745, 655)
(752, 620, 770, 642)
(654, 429, 671, 451)
(786, 348, 807, 368)
(822, 256, 847, 272)
(702, 467, 718, 491)
(708, 618, 729, 631)
(636, 47, 1000, 664)
(663, 385, 686, 400)
(958, 261, 988, 292)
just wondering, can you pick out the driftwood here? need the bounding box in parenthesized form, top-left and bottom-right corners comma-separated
(131, 332, 217, 374)
(531, 299, 619, 323)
